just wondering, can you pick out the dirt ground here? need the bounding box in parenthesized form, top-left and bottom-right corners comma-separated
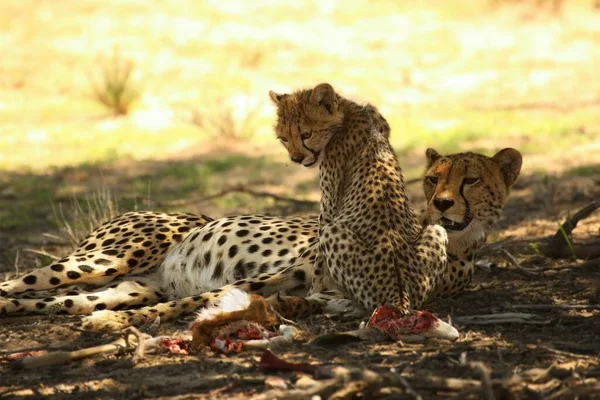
(1, 164, 598, 400)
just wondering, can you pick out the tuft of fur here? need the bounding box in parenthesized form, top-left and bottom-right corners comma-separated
(195, 288, 251, 322)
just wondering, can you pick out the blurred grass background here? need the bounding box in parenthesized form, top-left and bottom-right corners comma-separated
(0, 0, 599, 268)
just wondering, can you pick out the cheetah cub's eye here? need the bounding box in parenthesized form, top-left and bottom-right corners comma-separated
(463, 177, 480, 185)
(301, 132, 312, 140)
(278, 137, 288, 143)
(426, 176, 438, 185)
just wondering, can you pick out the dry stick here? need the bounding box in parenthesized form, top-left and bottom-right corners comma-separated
(541, 257, 600, 271)
(545, 199, 600, 259)
(159, 185, 318, 208)
(11, 328, 151, 370)
(499, 249, 541, 277)
(470, 362, 495, 400)
(546, 382, 600, 400)
(12, 336, 130, 369)
(454, 313, 550, 326)
(509, 304, 600, 311)
(254, 367, 481, 400)
(398, 375, 422, 400)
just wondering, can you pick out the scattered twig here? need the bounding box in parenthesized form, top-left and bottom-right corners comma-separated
(22, 248, 60, 261)
(454, 313, 551, 325)
(544, 257, 600, 272)
(160, 185, 319, 208)
(469, 362, 495, 400)
(397, 374, 422, 400)
(8, 328, 186, 369)
(509, 304, 600, 311)
(536, 344, 599, 361)
(546, 382, 600, 400)
(499, 249, 541, 277)
(13, 249, 19, 276)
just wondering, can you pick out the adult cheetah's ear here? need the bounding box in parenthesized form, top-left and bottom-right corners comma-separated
(425, 148, 442, 167)
(309, 83, 338, 115)
(492, 148, 522, 188)
(269, 91, 287, 105)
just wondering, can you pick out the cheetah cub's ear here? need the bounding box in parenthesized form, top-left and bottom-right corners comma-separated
(425, 148, 442, 167)
(269, 91, 287, 105)
(492, 148, 522, 188)
(309, 83, 338, 115)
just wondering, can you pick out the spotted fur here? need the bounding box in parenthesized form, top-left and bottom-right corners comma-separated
(0, 85, 521, 331)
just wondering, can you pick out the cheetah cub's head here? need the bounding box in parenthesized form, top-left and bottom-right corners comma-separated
(423, 148, 522, 241)
(269, 83, 344, 168)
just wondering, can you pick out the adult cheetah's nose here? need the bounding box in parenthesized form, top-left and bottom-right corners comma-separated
(433, 198, 455, 212)
(291, 154, 305, 163)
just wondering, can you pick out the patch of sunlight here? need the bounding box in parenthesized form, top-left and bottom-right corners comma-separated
(132, 96, 174, 132)
(96, 119, 122, 132)
(424, 120, 460, 132)
(439, 71, 499, 94)
(26, 130, 48, 143)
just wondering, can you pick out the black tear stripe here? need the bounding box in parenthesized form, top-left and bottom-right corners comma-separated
(459, 182, 471, 224)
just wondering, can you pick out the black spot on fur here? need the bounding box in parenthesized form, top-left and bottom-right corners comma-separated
(293, 270, 306, 281)
(67, 271, 81, 280)
(87, 295, 99, 301)
(104, 268, 118, 276)
(95, 303, 107, 311)
(133, 250, 145, 258)
(51, 264, 65, 272)
(78, 265, 94, 273)
(50, 277, 61, 285)
(23, 275, 37, 285)
(95, 258, 112, 266)
(228, 245, 238, 258)
(250, 282, 265, 291)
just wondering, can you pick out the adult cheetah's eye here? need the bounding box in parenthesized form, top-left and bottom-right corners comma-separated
(301, 132, 312, 140)
(464, 177, 480, 185)
(278, 137, 288, 143)
(426, 176, 438, 185)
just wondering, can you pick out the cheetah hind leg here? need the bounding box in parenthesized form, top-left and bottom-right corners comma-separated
(0, 249, 154, 297)
(0, 275, 164, 316)
(319, 223, 448, 312)
(81, 264, 313, 332)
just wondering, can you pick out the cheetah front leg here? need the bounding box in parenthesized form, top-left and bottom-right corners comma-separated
(319, 223, 448, 313)
(0, 275, 164, 316)
(81, 264, 314, 332)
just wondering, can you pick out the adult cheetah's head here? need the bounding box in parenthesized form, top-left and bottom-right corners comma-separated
(423, 148, 522, 241)
(269, 83, 343, 168)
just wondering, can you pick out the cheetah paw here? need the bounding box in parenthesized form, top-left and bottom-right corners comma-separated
(81, 310, 134, 332)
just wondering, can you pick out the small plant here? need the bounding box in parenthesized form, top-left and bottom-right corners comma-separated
(557, 221, 576, 258)
(53, 187, 120, 248)
(528, 242, 542, 256)
(90, 47, 140, 116)
(191, 97, 261, 140)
